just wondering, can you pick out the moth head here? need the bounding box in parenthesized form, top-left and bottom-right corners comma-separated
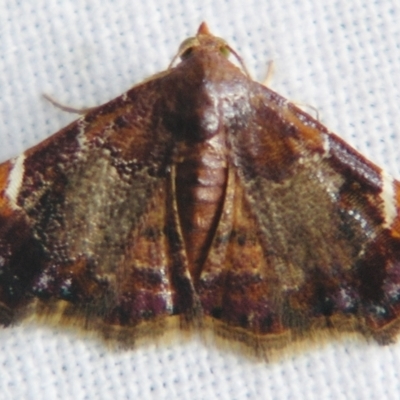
(177, 22, 230, 59)
(168, 22, 250, 77)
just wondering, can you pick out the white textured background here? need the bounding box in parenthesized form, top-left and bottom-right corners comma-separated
(1, 1, 400, 399)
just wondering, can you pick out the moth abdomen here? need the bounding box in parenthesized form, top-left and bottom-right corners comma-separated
(175, 133, 228, 281)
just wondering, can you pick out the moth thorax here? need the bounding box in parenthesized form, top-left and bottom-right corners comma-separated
(175, 135, 228, 282)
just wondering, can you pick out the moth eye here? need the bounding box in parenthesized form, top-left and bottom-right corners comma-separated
(220, 46, 230, 57)
(178, 37, 198, 59)
(181, 48, 194, 59)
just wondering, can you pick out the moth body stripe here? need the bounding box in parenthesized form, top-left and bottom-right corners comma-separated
(381, 171, 396, 228)
(5, 154, 25, 210)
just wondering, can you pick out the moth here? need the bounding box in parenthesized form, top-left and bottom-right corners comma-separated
(1, 22, 400, 355)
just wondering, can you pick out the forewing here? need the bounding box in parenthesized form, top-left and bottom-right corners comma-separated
(0, 77, 182, 331)
(200, 81, 400, 346)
